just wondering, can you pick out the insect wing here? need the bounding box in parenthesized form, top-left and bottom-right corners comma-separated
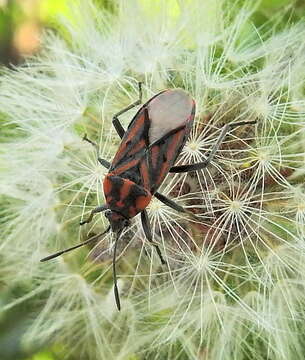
(110, 90, 167, 177)
(143, 89, 195, 193)
(110, 109, 147, 174)
(110, 89, 195, 193)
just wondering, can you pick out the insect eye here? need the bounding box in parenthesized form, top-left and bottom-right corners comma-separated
(104, 210, 111, 218)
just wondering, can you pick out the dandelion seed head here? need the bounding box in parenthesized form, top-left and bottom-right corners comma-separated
(1, 0, 305, 358)
(296, 201, 305, 214)
(184, 139, 202, 156)
(147, 197, 166, 215)
(192, 253, 210, 274)
(292, 187, 305, 211)
(229, 200, 244, 214)
(250, 96, 272, 119)
(255, 149, 271, 164)
(91, 163, 106, 179)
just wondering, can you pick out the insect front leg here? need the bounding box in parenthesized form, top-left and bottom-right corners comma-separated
(112, 82, 143, 139)
(170, 120, 256, 173)
(141, 210, 165, 265)
(82, 134, 110, 169)
(80, 204, 108, 225)
(97, 158, 111, 169)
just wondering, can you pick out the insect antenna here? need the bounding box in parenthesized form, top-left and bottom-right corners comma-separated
(113, 230, 122, 311)
(40, 227, 110, 262)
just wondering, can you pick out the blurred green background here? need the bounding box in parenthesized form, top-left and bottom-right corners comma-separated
(0, 0, 304, 67)
(0, 0, 304, 359)
(0, 0, 116, 66)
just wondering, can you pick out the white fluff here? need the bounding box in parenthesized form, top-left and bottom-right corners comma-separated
(148, 89, 193, 143)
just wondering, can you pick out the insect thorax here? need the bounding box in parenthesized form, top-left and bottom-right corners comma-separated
(103, 174, 152, 218)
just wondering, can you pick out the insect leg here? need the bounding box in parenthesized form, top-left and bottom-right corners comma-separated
(154, 192, 199, 221)
(113, 231, 122, 311)
(80, 204, 108, 225)
(170, 120, 256, 173)
(112, 82, 143, 139)
(98, 158, 111, 168)
(141, 210, 165, 265)
(82, 134, 110, 168)
(154, 192, 186, 213)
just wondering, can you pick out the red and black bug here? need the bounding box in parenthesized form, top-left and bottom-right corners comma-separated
(41, 83, 255, 310)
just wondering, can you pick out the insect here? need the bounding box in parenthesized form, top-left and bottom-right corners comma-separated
(41, 82, 256, 310)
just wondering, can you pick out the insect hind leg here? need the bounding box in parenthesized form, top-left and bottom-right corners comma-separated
(112, 82, 143, 139)
(170, 120, 256, 173)
(141, 210, 165, 265)
(82, 134, 110, 169)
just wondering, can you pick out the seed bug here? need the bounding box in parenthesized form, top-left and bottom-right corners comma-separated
(40, 82, 256, 310)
